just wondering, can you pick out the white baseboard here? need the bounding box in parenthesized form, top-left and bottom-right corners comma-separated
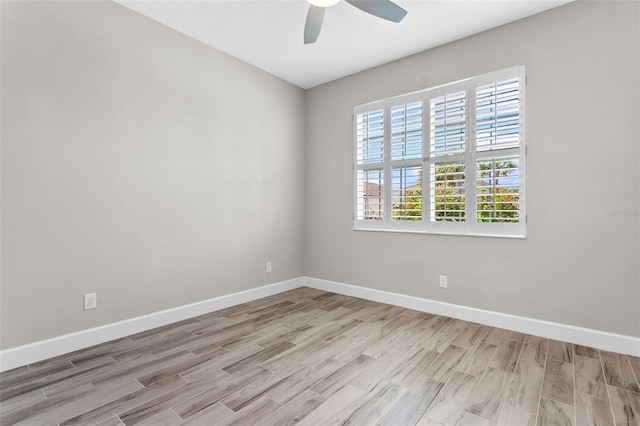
(0, 277, 303, 372)
(2, 275, 638, 372)
(304, 276, 640, 357)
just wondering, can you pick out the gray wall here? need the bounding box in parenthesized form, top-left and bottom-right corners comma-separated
(1, 1, 306, 349)
(304, 1, 640, 337)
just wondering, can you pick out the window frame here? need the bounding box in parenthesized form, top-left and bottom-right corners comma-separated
(353, 66, 526, 238)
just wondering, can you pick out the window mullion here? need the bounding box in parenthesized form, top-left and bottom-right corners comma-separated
(421, 92, 431, 228)
(423, 93, 432, 230)
(383, 102, 392, 223)
(466, 81, 478, 234)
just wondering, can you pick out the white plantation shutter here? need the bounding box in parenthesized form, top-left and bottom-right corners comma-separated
(473, 72, 524, 232)
(354, 66, 525, 237)
(391, 102, 422, 161)
(356, 169, 384, 220)
(476, 79, 520, 152)
(429, 89, 468, 224)
(430, 161, 466, 222)
(355, 109, 386, 222)
(392, 165, 422, 220)
(430, 92, 466, 158)
(356, 109, 384, 164)
(476, 157, 520, 223)
(390, 100, 423, 222)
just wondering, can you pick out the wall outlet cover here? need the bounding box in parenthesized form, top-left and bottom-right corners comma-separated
(439, 276, 448, 288)
(84, 293, 97, 310)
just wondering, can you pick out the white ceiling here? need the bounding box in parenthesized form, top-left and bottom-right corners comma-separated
(115, 0, 572, 89)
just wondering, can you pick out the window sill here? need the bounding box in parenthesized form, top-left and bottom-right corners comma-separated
(352, 227, 526, 239)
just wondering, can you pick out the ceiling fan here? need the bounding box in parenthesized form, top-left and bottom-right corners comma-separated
(304, 0, 407, 44)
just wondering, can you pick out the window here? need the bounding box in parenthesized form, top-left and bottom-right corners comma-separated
(354, 66, 526, 237)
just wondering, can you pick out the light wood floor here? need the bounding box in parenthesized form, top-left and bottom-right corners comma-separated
(1, 287, 639, 426)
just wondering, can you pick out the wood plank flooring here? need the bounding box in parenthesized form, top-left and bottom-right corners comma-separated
(1, 287, 639, 426)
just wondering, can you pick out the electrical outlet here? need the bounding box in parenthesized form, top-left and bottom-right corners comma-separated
(266, 262, 272, 273)
(439, 275, 448, 288)
(84, 293, 97, 310)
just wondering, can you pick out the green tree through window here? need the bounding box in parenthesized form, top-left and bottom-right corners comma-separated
(391, 161, 519, 222)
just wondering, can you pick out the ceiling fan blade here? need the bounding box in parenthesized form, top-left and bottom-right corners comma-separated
(345, 0, 407, 23)
(304, 5, 325, 44)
